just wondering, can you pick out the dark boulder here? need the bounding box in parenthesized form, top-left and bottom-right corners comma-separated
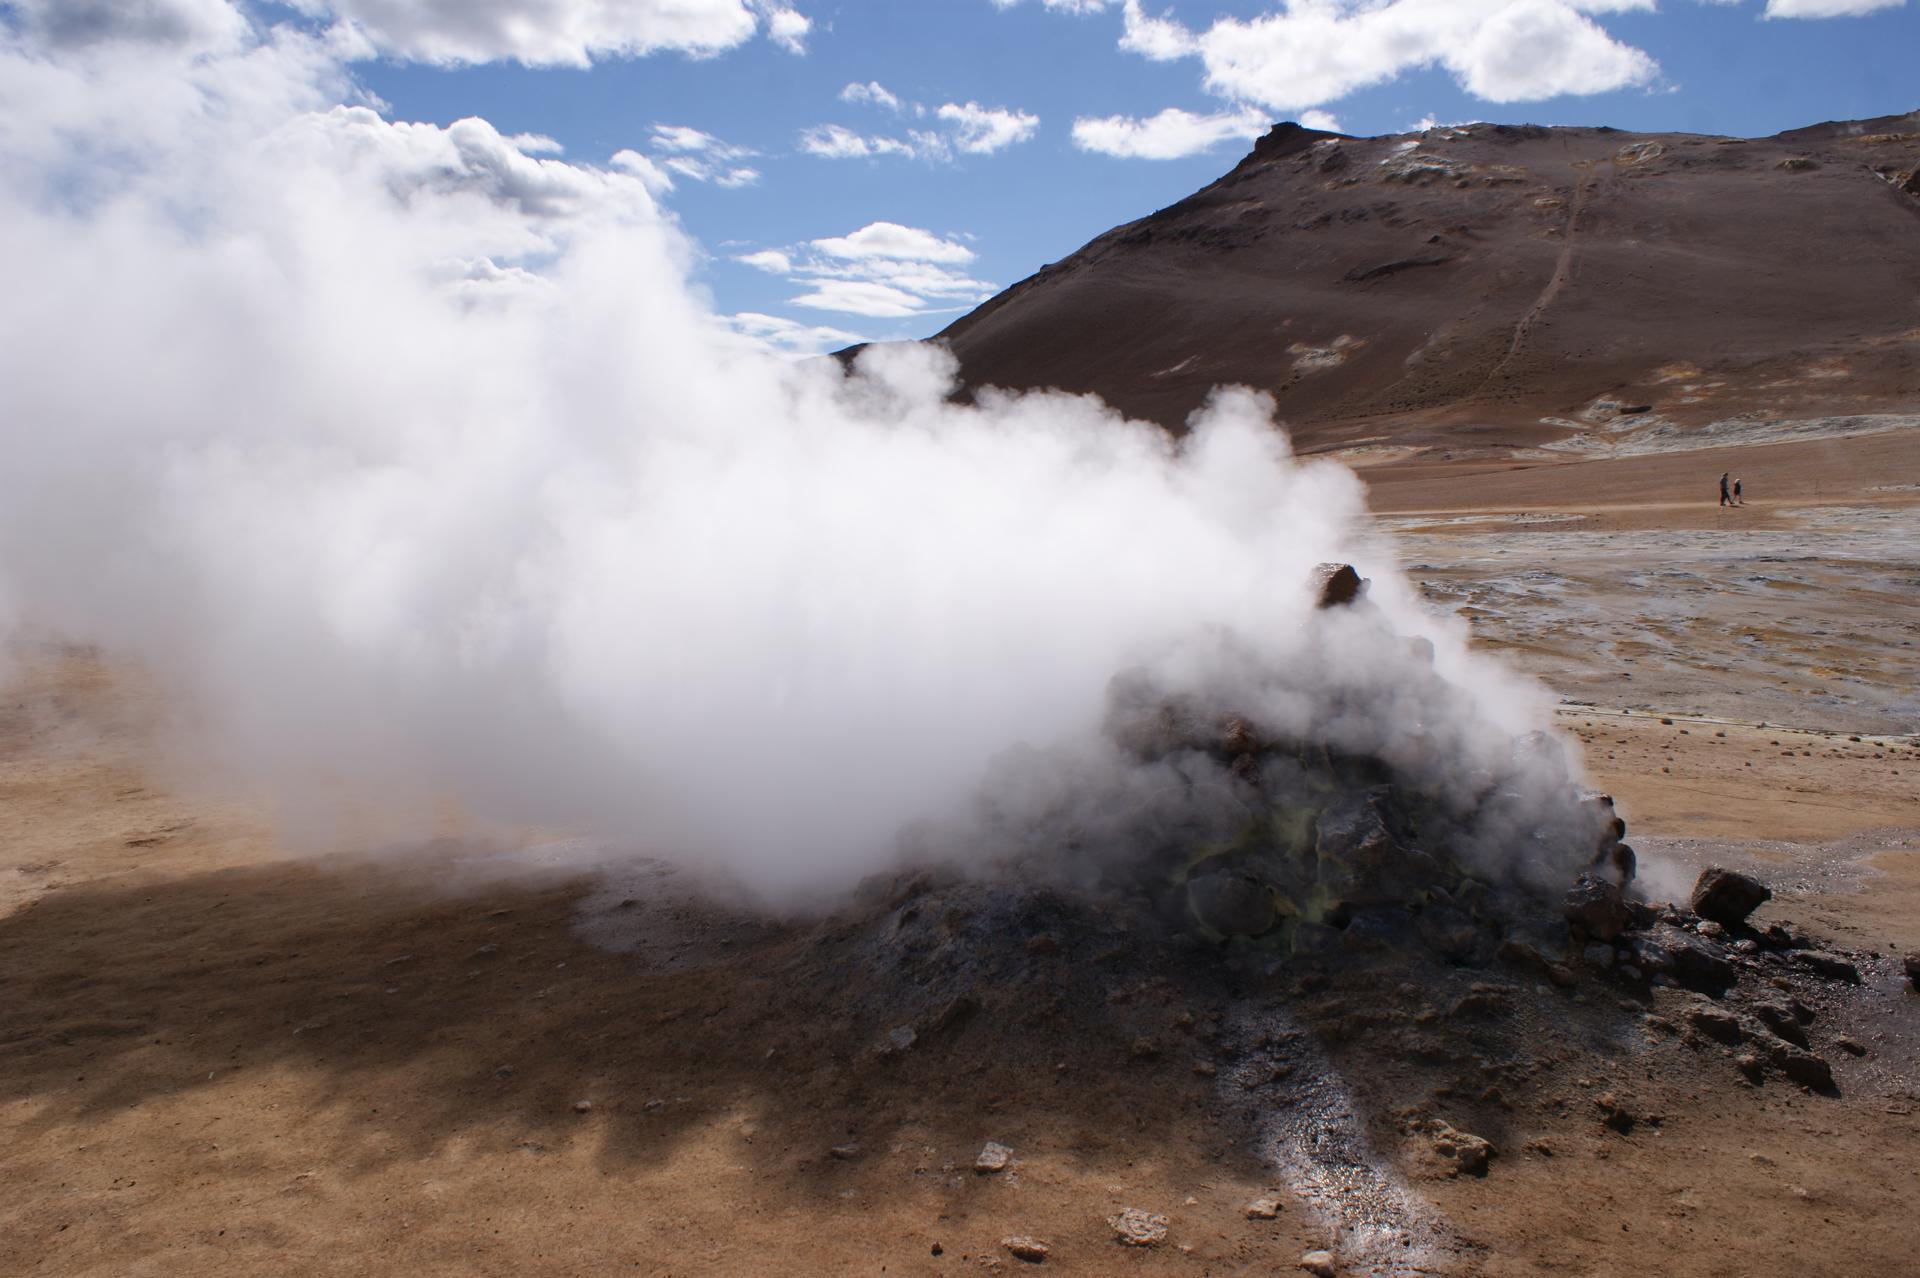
(1563, 874, 1630, 942)
(1690, 867, 1772, 926)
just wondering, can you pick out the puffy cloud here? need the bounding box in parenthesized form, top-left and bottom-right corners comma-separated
(1112, 0, 1659, 111)
(812, 222, 975, 264)
(3, 0, 250, 51)
(1119, 0, 1197, 59)
(1764, 0, 1905, 15)
(762, 4, 811, 51)
(935, 101, 1041, 154)
(283, 0, 806, 67)
(1071, 104, 1270, 159)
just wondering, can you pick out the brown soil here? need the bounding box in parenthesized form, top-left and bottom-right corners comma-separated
(4, 438, 1918, 1277)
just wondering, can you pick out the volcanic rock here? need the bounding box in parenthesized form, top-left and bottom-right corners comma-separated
(1425, 1121, 1495, 1176)
(1110, 1207, 1169, 1247)
(1002, 1236, 1050, 1263)
(1639, 926, 1738, 997)
(1752, 1001, 1810, 1048)
(1245, 1196, 1284, 1219)
(975, 1142, 1013, 1173)
(1298, 1249, 1338, 1277)
(1767, 1043, 1836, 1092)
(1791, 951, 1861, 983)
(1905, 953, 1920, 989)
(1187, 869, 1279, 938)
(1596, 1092, 1636, 1133)
(1686, 1005, 1745, 1044)
(1563, 874, 1630, 942)
(1309, 562, 1365, 609)
(1690, 867, 1772, 926)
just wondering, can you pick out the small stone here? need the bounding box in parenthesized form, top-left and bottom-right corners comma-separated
(1026, 934, 1060, 955)
(1791, 951, 1860, 983)
(1903, 954, 1920, 989)
(1595, 1092, 1635, 1133)
(1836, 1037, 1868, 1057)
(975, 1141, 1013, 1173)
(571, 1099, 592, 1114)
(1245, 1196, 1283, 1219)
(1735, 1052, 1766, 1082)
(1130, 1036, 1160, 1060)
(1685, 1006, 1744, 1045)
(1768, 1044, 1836, 1092)
(1299, 1249, 1338, 1277)
(1192, 1060, 1217, 1078)
(1697, 920, 1726, 941)
(1426, 1121, 1495, 1176)
(474, 943, 500, 956)
(1753, 1002, 1809, 1048)
(877, 1025, 917, 1057)
(1002, 1236, 1050, 1263)
(829, 1143, 860, 1160)
(1110, 1207, 1169, 1247)
(1690, 867, 1771, 926)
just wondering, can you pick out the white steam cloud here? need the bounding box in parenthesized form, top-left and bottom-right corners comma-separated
(0, 13, 1575, 899)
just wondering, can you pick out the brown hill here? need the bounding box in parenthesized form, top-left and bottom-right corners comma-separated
(928, 112, 1920, 453)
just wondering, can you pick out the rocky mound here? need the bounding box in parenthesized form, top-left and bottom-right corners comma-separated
(924, 112, 1920, 450)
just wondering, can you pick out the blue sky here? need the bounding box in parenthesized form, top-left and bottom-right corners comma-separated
(38, 0, 1920, 352)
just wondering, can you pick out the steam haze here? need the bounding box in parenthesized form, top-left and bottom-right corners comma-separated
(0, 13, 1570, 895)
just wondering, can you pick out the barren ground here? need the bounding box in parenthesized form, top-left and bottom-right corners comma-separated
(3, 430, 1917, 1277)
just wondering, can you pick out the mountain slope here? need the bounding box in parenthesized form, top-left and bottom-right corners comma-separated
(931, 113, 1920, 452)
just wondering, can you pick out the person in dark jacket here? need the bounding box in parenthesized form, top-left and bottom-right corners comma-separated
(1734, 478, 1744, 505)
(1719, 472, 1732, 506)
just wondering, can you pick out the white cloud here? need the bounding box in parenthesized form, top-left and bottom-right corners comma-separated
(1109, 0, 1659, 111)
(736, 249, 794, 273)
(841, 80, 907, 112)
(801, 99, 1039, 163)
(1071, 105, 1270, 159)
(1764, 0, 1905, 15)
(935, 101, 1041, 154)
(1299, 108, 1342, 132)
(723, 311, 864, 357)
(644, 123, 758, 187)
(812, 222, 975, 264)
(762, 4, 811, 52)
(788, 279, 926, 318)
(797, 123, 922, 159)
(732, 222, 993, 317)
(1119, 0, 1197, 59)
(990, 0, 1113, 11)
(283, 0, 807, 67)
(4, 0, 251, 51)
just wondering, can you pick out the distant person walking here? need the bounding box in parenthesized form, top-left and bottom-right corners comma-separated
(1719, 472, 1732, 506)
(1733, 478, 1744, 505)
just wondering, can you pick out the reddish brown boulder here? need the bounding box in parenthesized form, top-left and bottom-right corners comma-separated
(1689, 866, 1771, 926)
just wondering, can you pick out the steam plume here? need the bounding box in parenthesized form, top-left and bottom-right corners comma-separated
(0, 11, 1577, 896)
